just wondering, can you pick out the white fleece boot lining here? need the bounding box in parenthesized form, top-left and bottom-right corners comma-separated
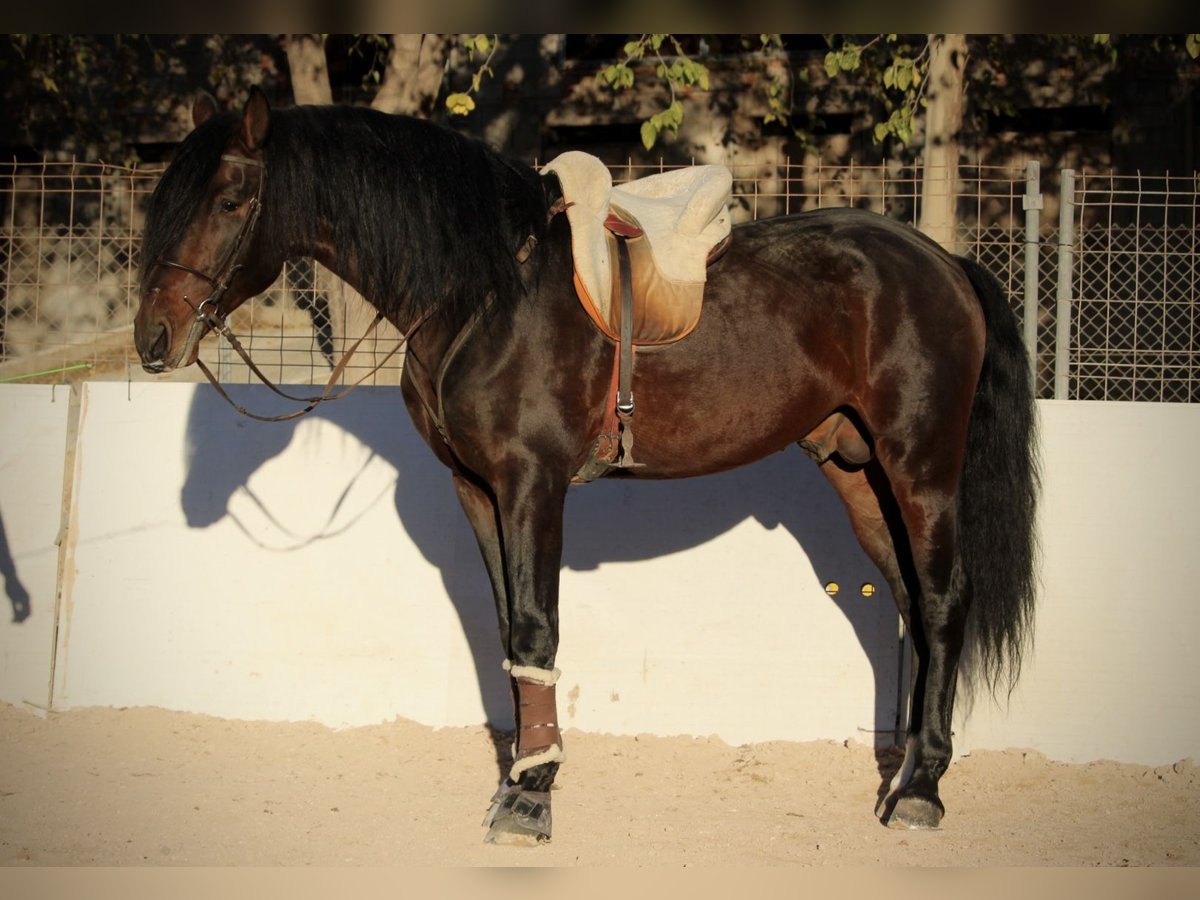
(509, 743, 566, 782)
(502, 659, 561, 685)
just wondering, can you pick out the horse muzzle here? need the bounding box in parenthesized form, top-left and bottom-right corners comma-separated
(134, 300, 208, 374)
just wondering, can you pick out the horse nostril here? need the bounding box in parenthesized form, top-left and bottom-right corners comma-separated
(140, 322, 170, 369)
(151, 324, 169, 361)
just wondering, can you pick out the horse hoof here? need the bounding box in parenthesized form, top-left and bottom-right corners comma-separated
(485, 817, 550, 846)
(885, 795, 944, 830)
(482, 786, 552, 845)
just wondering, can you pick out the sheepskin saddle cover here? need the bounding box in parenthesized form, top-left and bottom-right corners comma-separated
(541, 151, 732, 345)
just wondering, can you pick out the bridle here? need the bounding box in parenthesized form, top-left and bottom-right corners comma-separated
(157, 153, 265, 330)
(154, 152, 410, 423)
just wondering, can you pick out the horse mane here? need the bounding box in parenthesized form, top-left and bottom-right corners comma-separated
(139, 118, 228, 294)
(141, 103, 550, 326)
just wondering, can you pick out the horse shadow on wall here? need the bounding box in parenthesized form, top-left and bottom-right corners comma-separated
(0, 504, 32, 623)
(180, 384, 908, 772)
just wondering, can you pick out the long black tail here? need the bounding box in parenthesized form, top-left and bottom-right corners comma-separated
(956, 255, 1040, 694)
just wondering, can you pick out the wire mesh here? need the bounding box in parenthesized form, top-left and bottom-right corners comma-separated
(1071, 172, 1200, 402)
(2, 157, 1197, 402)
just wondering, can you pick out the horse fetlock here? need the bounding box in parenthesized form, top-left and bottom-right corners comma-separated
(879, 746, 946, 830)
(517, 760, 560, 793)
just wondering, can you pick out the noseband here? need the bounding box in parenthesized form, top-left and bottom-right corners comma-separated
(156, 153, 264, 330)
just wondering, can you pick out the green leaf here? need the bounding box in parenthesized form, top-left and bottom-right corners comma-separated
(874, 122, 890, 142)
(896, 62, 913, 91)
(1188, 34, 1200, 59)
(839, 44, 861, 71)
(640, 119, 658, 150)
(883, 66, 895, 89)
(824, 51, 840, 78)
(624, 40, 642, 58)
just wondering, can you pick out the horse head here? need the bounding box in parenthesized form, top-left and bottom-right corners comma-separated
(134, 87, 281, 372)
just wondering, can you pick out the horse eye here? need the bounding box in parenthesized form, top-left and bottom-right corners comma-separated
(219, 199, 240, 213)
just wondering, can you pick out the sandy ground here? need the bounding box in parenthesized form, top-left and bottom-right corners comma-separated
(0, 702, 1196, 867)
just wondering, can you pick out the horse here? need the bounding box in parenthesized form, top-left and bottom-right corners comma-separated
(133, 87, 1038, 843)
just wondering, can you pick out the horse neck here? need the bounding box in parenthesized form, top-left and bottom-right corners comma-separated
(265, 132, 542, 343)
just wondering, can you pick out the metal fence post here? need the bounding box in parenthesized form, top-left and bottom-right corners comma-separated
(1022, 161, 1043, 387)
(1055, 169, 1076, 400)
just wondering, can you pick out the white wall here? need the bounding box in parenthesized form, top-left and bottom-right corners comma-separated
(46, 382, 899, 746)
(0, 385, 68, 711)
(2, 384, 1198, 765)
(956, 400, 1200, 764)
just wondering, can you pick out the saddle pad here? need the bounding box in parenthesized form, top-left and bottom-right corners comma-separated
(600, 231, 704, 344)
(542, 151, 732, 342)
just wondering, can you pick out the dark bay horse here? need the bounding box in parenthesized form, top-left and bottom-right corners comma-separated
(133, 87, 1038, 843)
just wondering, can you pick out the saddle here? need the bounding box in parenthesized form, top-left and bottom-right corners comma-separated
(541, 152, 733, 482)
(542, 151, 733, 344)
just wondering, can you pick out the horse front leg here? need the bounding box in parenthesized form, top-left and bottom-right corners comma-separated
(453, 474, 510, 648)
(473, 469, 569, 845)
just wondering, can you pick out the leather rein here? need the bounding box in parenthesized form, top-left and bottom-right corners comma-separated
(156, 152, 411, 423)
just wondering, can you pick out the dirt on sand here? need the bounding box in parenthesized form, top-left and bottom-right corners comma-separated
(0, 702, 1196, 866)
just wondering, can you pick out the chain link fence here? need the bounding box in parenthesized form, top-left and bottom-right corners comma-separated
(0, 160, 401, 387)
(1071, 172, 1200, 402)
(2, 157, 1197, 402)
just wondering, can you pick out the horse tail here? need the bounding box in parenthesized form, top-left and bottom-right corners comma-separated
(956, 255, 1040, 695)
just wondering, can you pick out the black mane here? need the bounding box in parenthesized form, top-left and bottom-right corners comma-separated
(141, 103, 550, 327)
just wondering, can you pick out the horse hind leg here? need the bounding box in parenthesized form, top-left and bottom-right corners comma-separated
(868, 436, 972, 831)
(817, 438, 969, 830)
(816, 461, 918, 793)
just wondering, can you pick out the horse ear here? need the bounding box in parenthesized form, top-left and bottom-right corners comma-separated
(192, 92, 219, 129)
(238, 86, 271, 152)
